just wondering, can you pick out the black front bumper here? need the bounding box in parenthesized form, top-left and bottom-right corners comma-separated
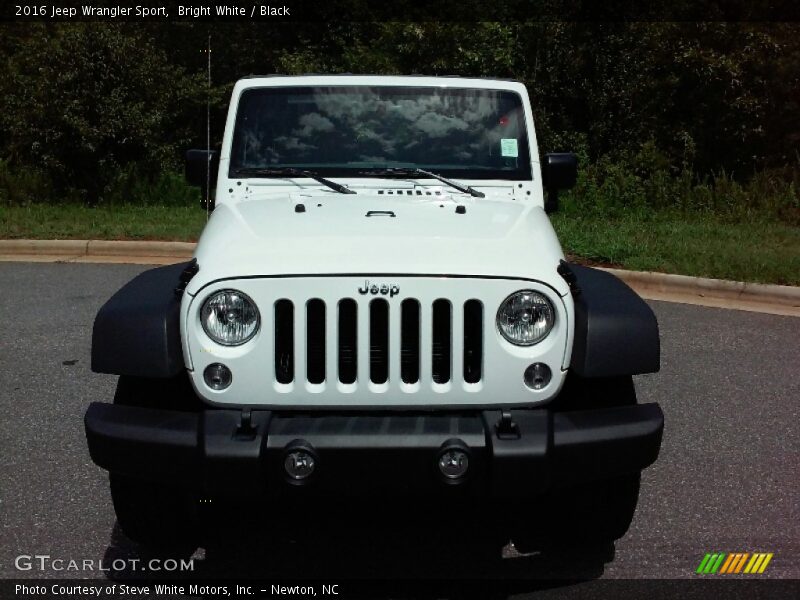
(84, 403, 663, 499)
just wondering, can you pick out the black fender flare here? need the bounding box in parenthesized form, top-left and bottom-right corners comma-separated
(91, 261, 196, 378)
(567, 264, 660, 378)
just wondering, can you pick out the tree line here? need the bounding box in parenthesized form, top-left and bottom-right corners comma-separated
(0, 21, 797, 221)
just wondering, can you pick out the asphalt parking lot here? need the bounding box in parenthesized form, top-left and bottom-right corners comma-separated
(0, 262, 797, 591)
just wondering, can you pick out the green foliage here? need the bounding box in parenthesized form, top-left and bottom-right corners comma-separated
(0, 23, 206, 203)
(103, 166, 201, 207)
(559, 141, 800, 225)
(0, 159, 59, 205)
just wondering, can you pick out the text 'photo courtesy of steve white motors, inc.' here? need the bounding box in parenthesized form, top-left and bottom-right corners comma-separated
(14, 582, 341, 598)
(13, 4, 292, 18)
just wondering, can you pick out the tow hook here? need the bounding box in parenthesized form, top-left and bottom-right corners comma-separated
(235, 408, 257, 440)
(495, 410, 520, 440)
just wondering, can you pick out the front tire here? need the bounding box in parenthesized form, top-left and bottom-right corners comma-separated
(109, 374, 200, 551)
(513, 373, 642, 553)
(512, 474, 641, 554)
(110, 473, 199, 552)
(512, 474, 640, 554)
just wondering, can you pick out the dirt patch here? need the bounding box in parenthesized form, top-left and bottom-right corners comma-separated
(565, 253, 622, 269)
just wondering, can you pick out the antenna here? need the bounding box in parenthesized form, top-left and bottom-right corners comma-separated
(206, 34, 211, 221)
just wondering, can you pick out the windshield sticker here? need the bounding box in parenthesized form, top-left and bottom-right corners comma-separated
(501, 138, 519, 158)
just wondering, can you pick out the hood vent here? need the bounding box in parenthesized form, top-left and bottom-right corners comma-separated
(377, 189, 441, 196)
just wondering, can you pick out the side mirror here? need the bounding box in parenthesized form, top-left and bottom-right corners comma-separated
(185, 149, 219, 210)
(542, 153, 578, 214)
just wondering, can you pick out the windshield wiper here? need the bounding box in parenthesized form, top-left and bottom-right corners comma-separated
(358, 167, 485, 198)
(232, 167, 355, 194)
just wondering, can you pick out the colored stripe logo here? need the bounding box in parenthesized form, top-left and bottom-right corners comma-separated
(696, 552, 773, 574)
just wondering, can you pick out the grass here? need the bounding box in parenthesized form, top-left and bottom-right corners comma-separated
(1, 203, 798, 286)
(0, 204, 206, 242)
(551, 211, 800, 286)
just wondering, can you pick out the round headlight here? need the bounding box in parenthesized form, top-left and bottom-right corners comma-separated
(200, 289, 260, 346)
(496, 290, 555, 346)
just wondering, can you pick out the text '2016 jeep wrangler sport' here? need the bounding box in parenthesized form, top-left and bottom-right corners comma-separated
(85, 75, 663, 554)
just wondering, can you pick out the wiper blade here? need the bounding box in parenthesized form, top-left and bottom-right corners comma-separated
(415, 168, 485, 198)
(232, 167, 355, 194)
(358, 167, 485, 198)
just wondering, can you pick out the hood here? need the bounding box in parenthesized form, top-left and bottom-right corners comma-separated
(188, 189, 568, 296)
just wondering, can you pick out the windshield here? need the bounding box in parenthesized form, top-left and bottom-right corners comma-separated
(230, 86, 532, 180)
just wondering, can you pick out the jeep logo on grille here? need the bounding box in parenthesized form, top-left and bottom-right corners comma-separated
(358, 280, 400, 298)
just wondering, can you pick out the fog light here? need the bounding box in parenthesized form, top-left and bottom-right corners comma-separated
(524, 363, 551, 390)
(438, 448, 469, 481)
(203, 363, 232, 390)
(284, 449, 316, 481)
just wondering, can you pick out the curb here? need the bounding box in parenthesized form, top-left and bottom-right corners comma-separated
(0, 239, 195, 265)
(86, 240, 196, 258)
(0, 239, 196, 257)
(599, 268, 800, 317)
(0, 239, 798, 316)
(602, 268, 800, 307)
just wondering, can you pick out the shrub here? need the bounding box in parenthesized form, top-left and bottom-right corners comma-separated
(559, 141, 799, 225)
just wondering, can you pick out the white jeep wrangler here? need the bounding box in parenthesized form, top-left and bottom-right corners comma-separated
(85, 75, 663, 554)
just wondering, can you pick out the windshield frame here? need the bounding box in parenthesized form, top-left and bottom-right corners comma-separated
(227, 85, 534, 182)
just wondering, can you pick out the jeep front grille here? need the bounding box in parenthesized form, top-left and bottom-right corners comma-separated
(272, 298, 483, 388)
(187, 276, 571, 407)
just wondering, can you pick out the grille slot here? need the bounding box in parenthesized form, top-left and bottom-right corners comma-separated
(432, 299, 452, 384)
(401, 299, 420, 384)
(370, 299, 389, 384)
(338, 299, 357, 384)
(306, 299, 325, 384)
(463, 300, 483, 384)
(274, 299, 294, 384)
